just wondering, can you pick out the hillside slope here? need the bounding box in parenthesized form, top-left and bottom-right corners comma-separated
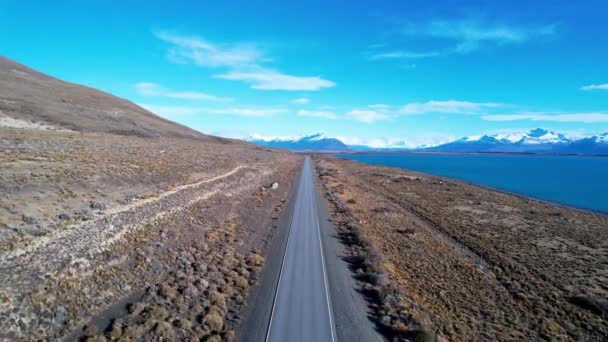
(0, 56, 208, 139)
(0, 57, 302, 341)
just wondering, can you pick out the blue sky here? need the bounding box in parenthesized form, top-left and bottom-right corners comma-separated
(1, 0, 607, 147)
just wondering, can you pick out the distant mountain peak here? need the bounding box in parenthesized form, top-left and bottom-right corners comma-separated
(246, 129, 608, 154)
(426, 128, 605, 154)
(246, 133, 348, 151)
(300, 133, 327, 141)
(528, 128, 549, 137)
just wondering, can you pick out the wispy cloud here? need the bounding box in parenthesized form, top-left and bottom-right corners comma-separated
(214, 68, 335, 91)
(482, 112, 608, 123)
(404, 19, 557, 53)
(157, 32, 264, 68)
(292, 97, 311, 104)
(581, 84, 608, 91)
(308, 101, 504, 123)
(368, 104, 391, 110)
(400, 100, 502, 114)
(139, 103, 286, 118)
(296, 109, 338, 119)
(206, 107, 287, 117)
(368, 50, 440, 60)
(156, 31, 335, 91)
(135, 82, 233, 102)
(345, 109, 390, 123)
(371, 19, 557, 60)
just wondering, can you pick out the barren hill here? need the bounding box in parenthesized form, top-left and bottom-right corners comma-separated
(0, 55, 210, 139)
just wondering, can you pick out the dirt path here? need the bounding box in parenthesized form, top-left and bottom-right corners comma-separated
(2, 165, 251, 261)
(0, 165, 257, 290)
(0, 164, 294, 340)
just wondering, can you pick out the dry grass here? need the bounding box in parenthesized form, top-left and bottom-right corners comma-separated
(315, 155, 608, 341)
(203, 311, 224, 332)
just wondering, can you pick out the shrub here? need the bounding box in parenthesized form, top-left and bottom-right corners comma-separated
(203, 312, 224, 331)
(245, 253, 264, 267)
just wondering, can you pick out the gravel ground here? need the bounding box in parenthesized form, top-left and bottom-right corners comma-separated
(315, 155, 608, 341)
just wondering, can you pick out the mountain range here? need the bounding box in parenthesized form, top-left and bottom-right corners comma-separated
(247, 134, 349, 151)
(247, 129, 608, 155)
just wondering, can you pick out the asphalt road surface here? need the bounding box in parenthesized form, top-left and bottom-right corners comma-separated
(239, 156, 382, 342)
(265, 156, 336, 342)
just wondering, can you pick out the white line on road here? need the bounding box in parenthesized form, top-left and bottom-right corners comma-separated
(264, 157, 337, 342)
(264, 169, 299, 342)
(313, 168, 338, 342)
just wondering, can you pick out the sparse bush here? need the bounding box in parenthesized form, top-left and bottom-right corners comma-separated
(148, 305, 169, 320)
(153, 321, 175, 339)
(235, 277, 249, 289)
(206, 334, 222, 342)
(203, 311, 224, 331)
(316, 162, 417, 340)
(209, 291, 226, 309)
(245, 252, 264, 267)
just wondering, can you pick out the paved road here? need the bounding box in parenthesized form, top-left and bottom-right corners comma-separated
(265, 156, 337, 342)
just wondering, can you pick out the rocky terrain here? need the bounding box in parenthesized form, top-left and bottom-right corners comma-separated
(0, 56, 302, 340)
(315, 155, 608, 341)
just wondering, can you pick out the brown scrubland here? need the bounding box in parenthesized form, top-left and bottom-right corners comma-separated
(0, 56, 301, 340)
(315, 155, 608, 341)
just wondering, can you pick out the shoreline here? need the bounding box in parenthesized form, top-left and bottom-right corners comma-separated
(332, 155, 608, 216)
(297, 150, 608, 157)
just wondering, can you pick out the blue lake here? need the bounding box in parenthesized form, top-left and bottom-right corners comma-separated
(336, 153, 608, 213)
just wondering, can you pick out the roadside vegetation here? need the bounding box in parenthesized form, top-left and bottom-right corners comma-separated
(315, 155, 608, 341)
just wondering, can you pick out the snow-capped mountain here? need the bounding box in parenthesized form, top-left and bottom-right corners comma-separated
(246, 130, 608, 154)
(247, 133, 416, 151)
(247, 133, 349, 151)
(427, 129, 607, 154)
(555, 133, 608, 154)
(494, 128, 572, 144)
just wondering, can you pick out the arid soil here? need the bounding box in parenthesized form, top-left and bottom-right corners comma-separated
(0, 56, 205, 139)
(315, 155, 608, 341)
(0, 55, 305, 341)
(0, 128, 301, 340)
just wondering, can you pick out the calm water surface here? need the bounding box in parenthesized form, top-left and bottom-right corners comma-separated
(336, 153, 608, 213)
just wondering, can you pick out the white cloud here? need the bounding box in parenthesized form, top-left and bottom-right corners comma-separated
(206, 107, 287, 117)
(581, 84, 608, 91)
(482, 113, 608, 123)
(156, 32, 264, 68)
(398, 19, 556, 54)
(214, 68, 335, 91)
(400, 100, 502, 114)
(156, 31, 335, 91)
(289, 100, 504, 123)
(345, 109, 390, 123)
(138, 103, 285, 118)
(336, 134, 454, 149)
(296, 109, 338, 119)
(369, 51, 440, 60)
(368, 104, 391, 110)
(135, 82, 233, 102)
(292, 97, 311, 104)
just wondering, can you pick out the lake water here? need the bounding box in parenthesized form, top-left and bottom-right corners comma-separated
(336, 153, 608, 213)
